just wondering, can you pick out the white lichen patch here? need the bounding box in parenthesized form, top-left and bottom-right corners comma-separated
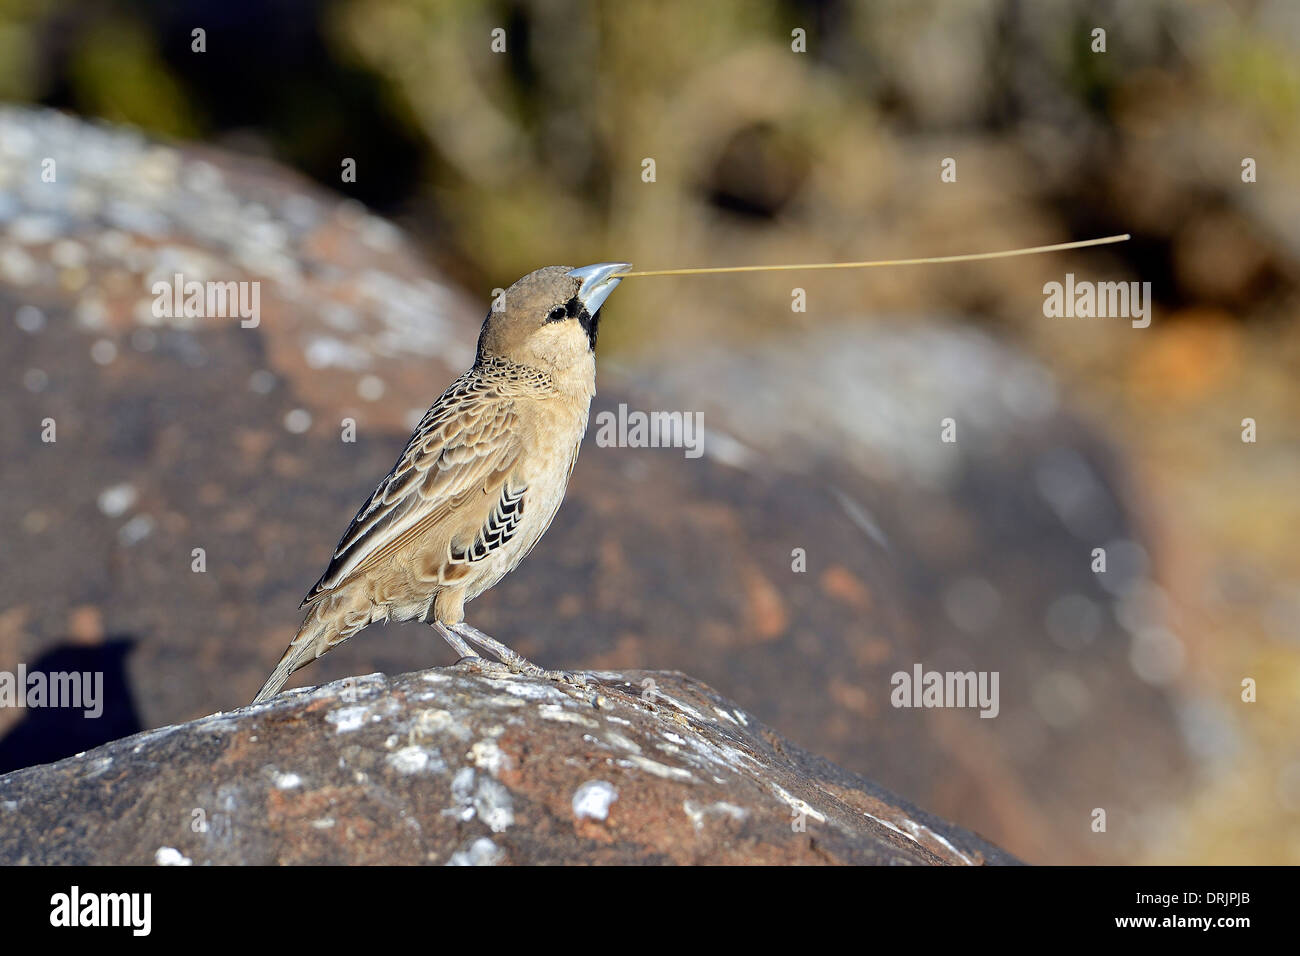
(273, 772, 302, 790)
(496, 681, 568, 702)
(601, 730, 642, 754)
(447, 837, 504, 866)
(386, 746, 445, 776)
(572, 780, 618, 821)
(537, 704, 598, 728)
(448, 767, 514, 832)
(863, 810, 918, 845)
(128, 724, 181, 752)
(447, 767, 476, 821)
(651, 692, 708, 724)
(898, 817, 977, 866)
(469, 739, 512, 776)
(410, 707, 472, 742)
(83, 756, 113, 779)
(622, 754, 696, 783)
(683, 799, 749, 830)
(325, 705, 369, 733)
(770, 784, 827, 824)
(473, 778, 514, 833)
(664, 725, 761, 781)
(155, 846, 192, 866)
(476, 694, 528, 709)
(191, 715, 240, 735)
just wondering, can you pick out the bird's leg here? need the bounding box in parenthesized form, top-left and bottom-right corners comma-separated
(430, 621, 511, 676)
(450, 622, 587, 686)
(430, 620, 476, 657)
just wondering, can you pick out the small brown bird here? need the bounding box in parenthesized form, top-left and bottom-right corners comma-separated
(253, 262, 629, 703)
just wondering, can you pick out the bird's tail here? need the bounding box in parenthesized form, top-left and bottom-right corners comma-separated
(252, 609, 338, 704)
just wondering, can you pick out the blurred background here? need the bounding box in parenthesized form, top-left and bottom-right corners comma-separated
(0, 0, 1298, 864)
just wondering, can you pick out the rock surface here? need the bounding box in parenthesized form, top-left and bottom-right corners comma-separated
(0, 668, 1016, 865)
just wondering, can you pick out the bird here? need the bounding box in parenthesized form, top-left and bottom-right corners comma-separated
(252, 262, 629, 704)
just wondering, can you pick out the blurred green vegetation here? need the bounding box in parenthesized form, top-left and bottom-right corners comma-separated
(67, 16, 198, 136)
(2, 0, 1296, 335)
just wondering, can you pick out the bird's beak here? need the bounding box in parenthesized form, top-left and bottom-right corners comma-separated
(569, 262, 631, 315)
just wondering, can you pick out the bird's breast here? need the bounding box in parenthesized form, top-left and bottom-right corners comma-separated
(516, 397, 589, 491)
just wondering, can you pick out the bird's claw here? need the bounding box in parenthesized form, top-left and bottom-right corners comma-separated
(455, 656, 511, 677)
(511, 661, 588, 686)
(458, 655, 588, 688)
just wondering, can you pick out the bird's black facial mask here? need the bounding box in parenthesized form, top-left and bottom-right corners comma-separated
(546, 295, 598, 350)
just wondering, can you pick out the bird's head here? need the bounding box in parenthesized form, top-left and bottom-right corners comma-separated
(475, 263, 629, 378)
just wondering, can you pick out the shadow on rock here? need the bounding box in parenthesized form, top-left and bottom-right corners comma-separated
(0, 639, 141, 774)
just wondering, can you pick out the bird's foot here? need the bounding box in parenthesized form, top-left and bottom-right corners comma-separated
(456, 653, 586, 687)
(454, 655, 513, 678)
(523, 663, 590, 687)
(450, 622, 589, 687)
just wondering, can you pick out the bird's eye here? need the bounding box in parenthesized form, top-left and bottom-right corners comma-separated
(547, 306, 566, 322)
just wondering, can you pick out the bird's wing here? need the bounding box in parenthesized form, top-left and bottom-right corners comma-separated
(301, 375, 523, 606)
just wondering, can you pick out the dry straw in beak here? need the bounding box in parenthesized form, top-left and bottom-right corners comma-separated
(612, 234, 1130, 279)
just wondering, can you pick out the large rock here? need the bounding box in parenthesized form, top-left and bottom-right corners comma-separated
(0, 668, 1016, 865)
(0, 107, 1189, 862)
